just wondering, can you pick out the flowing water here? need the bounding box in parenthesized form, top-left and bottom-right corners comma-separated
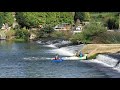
(0, 40, 110, 78)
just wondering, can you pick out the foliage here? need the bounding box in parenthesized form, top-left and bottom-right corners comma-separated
(15, 12, 46, 28)
(51, 30, 72, 40)
(69, 33, 83, 44)
(15, 28, 30, 41)
(15, 12, 74, 28)
(51, 31, 65, 39)
(88, 53, 99, 59)
(37, 26, 54, 38)
(5, 29, 15, 40)
(70, 22, 107, 44)
(0, 12, 14, 28)
(74, 12, 90, 23)
(83, 22, 107, 36)
(106, 17, 119, 29)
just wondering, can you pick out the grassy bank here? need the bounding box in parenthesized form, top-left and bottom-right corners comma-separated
(81, 44, 120, 59)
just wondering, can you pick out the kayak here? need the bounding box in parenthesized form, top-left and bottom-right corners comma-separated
(79, 54, 88, 60)
(52, 58, 63, 62)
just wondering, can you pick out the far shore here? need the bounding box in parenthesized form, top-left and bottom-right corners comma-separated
(81, 44, 120, 59)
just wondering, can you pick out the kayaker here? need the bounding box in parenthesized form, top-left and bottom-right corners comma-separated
(54, 54, 59, 60)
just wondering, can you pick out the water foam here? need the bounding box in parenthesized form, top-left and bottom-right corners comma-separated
(23, 57, 53, 61)
(92, 54, 120, 72)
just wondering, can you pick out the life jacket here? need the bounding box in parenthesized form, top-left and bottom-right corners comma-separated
(55, 57, 59, 60)
(80, 53, 83, 57)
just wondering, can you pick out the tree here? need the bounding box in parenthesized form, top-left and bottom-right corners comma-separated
(59, 12, 74, 24)
(15, 28, 30, 41)
(15, 12, 74, 28)
(0, 12, 14, 28)
(39, 25, 54, 37)
(70, 22, 107, 44)
(0, 12, 4, 28)
(74, 12, 90, 23)
(106, 17, 119, 29)
(15, 12, 46, 28)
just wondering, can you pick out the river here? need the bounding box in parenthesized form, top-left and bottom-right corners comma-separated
(0, 40, 109, 78)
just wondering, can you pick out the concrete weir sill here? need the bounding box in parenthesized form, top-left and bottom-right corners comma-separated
(88, 54, 120, 78)
(96, 54, 119, 67)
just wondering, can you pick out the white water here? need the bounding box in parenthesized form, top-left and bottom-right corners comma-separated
(23, 57, 53, 61)
(93, 54, 120, 72)
(45, 44, 84, 59)
(43, 41, 84, 60)
(91, 59, 120, 72)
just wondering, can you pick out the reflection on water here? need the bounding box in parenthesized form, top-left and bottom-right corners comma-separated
(0, 40, 108, 78)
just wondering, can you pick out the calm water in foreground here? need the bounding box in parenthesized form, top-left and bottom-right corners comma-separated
(0, 40, 109, 78)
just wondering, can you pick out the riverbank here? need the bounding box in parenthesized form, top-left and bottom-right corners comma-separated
(81, 44, 120, 59)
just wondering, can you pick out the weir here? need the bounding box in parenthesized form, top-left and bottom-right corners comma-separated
(37, 39, 84, 59)
(95, 54, 120, 70)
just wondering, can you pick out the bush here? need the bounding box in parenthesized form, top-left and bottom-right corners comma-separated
(81, 22, 107, 43)
(5, 29, 15, 40)
(74, 12, 91, 23)
(88, 53, 99, 59)
(70, 33, 83, 44)
(51, 31, 65, 39)
(37, 26, 54, 38)
(70, 22, 107, 44)
(15, 28, 30, 41)
(106, 17, 119, 29)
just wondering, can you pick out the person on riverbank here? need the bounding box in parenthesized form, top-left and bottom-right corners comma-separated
(79, 51, 84, 57)
(75, 50, 79, 57)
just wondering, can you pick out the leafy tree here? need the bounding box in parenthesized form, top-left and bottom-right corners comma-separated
(70, 22, 107, 44)
(0, 12, 14, 28)
(0, 12, 4, 28)
(74, 12, 90, 23)
(15, 28, 30, 41)
(15, 12, 46, 28)
(106, 17, 119, 29)
(15, 12, 74, 28)
(59, 12, 74, 24)
(39, 26, 54, 37)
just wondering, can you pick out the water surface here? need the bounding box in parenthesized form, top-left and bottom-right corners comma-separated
(0, 40, 109, 78)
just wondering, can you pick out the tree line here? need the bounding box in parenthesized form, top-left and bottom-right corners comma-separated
(0, 12, 119, 30)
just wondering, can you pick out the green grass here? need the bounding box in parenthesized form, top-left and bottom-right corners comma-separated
(88, 53, 99, 59)
(13, 38, 26, 42)
(90, 12, 118, 22)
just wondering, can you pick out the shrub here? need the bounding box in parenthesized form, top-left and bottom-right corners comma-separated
(81, 22, 107, 43)
(15, 28, 30, 41)
(5, 29, 15, 40)
(37, 26, 54, 38)
(74, 12, 90, 23)
(106, 17, 119, 29)
(70, 22, 107, 44)
(51, 31, 65, 39)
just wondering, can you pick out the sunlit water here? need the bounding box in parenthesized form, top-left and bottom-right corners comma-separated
(0, 40, 109, 78)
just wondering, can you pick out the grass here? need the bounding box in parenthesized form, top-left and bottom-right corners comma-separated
(81, 44, 120, 59)
(90, 12, 118, 23)
(13, 38, 26, 42)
